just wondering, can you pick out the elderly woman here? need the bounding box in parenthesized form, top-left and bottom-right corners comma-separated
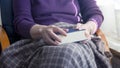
(0, 0, 111, 68)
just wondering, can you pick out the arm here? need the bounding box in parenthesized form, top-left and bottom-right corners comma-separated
(13, 0, 35, 38)
(78, 0, 104, 29)
(13, 0, 67, 45)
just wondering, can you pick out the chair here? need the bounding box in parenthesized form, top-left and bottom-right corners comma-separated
(0, 0, 111, 57)
(0, 0, 20, 54)
(0, 0, 20, 44)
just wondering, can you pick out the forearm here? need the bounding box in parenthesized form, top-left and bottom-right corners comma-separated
(88, 15, 103, 29)
(14, 18, 35, 38)
(79, 0, 104, 29)
(13, 0, 35, 38)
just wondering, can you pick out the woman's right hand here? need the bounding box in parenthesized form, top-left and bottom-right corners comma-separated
(30, 24, 67, 45)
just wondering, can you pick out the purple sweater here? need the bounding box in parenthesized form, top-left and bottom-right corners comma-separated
(13, 0, 103, 38)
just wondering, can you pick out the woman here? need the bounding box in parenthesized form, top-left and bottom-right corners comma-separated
(0, 0, 112, 68)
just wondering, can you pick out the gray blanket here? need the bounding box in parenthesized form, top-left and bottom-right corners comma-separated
(0, 22, 112, 68)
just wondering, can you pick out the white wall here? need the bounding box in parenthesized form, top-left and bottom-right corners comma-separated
(96, 0, 120, 52)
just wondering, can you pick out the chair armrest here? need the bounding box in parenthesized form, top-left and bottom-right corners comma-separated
(96, 29, 110, 52)
(0, 26, 10, 52)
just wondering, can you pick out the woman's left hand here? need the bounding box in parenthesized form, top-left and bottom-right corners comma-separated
(76, 21, 97, 39)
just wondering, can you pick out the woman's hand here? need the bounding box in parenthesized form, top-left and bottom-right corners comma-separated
(41, 25, 68, 45)
(76, 21, 97, 39)
(30, 24, 67, 45)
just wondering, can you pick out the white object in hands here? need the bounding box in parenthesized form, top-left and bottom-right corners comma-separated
(58, 29, 87, 44)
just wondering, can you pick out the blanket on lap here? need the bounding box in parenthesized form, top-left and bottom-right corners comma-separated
(0, 22, 112, 68)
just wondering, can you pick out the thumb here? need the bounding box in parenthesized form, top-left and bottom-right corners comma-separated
(85, 29, 92, 40)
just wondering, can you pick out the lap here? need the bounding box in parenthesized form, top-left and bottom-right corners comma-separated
(28, 43, 96, 68)
(0, 38, 111, 68)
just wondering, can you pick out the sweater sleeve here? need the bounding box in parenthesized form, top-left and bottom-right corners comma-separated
(13, 0, 35, 38)
(78, 0, 104, 29)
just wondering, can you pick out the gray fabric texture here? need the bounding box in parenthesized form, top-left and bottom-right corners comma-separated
(0, 22, 112, 68)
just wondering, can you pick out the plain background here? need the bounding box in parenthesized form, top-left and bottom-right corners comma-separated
(96, 0, 120, 52)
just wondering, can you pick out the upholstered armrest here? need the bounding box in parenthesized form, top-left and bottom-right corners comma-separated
(0, 26, 10, 52)
(96, 29, 110, 52)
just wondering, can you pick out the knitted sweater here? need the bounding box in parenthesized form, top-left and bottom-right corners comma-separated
(13, 0, 103, 38)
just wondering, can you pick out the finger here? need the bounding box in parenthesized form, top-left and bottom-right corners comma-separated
(84, 30, 91, 40)
(76, 23, 82, 29)
(54, 40, 61, 45)
(42, 32, 57, 45)
(85, 30, 91, 40)
(53, 26, 67, 36)
(48, 30, 61, 42)
(62, 28, 69, 32)
(76, 24, 87, 30)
